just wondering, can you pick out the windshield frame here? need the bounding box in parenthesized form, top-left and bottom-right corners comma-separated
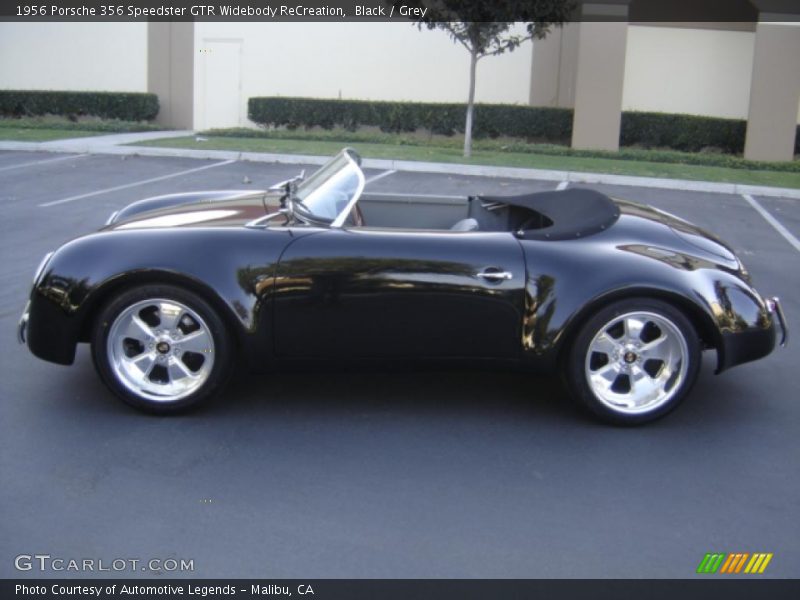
(291, 148, 365, 229)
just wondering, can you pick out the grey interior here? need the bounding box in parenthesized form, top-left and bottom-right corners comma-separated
(358, 189, 620, 240)
(357, 193, 546, 232)
(359, 193, 470, 230)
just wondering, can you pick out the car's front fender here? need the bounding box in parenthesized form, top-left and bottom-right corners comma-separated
(24, 227, 296, 366)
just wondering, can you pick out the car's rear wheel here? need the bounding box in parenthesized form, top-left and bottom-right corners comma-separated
(565, 298, 701, 425)
(91, 285, 233, 413)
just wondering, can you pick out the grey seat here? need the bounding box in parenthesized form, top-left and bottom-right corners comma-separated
(450, 218, 479, 232)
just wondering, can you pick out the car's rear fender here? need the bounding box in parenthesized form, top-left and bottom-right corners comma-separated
(551, 286, 722, 369)
(518, 234, 773, 373)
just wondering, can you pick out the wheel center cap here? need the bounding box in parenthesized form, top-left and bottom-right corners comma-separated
(623, 351, 637, 364)
(156, 341, 171, 354)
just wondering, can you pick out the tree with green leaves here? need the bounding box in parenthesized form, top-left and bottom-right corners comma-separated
(405, 1, 575, 157)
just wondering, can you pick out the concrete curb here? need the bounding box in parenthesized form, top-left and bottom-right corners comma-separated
(1, 137, 798, 200)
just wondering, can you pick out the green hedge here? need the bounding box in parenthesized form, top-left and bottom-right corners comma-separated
(249, 97, 800, 156)
(248, 97, 572, 140)
(0, 91, 159, 121)
(620, 112, 747, 154)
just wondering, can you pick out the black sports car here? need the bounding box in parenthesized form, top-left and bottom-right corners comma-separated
(19, 149, 787, 424)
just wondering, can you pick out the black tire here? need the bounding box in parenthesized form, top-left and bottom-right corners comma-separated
(91, 284, 234, 414)
(564, 298, 701, 425)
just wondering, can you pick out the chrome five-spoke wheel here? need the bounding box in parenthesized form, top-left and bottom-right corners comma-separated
(566, 298, 701, 425)
(107, 298, 214, 402)
(92, 285, 233, 413)
(585, 311, 688, 414)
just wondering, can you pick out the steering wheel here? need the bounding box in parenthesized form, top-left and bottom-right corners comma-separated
(352, 203, 365, 226)
(343, 203, 365, 227)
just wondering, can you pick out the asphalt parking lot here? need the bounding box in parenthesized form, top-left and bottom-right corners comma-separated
(0, 150, 798, 579)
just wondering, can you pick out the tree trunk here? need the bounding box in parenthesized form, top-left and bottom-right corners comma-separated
(464, 49, 478, 158)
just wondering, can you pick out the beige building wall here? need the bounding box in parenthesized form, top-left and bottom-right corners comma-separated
(193, 22, 534, 129)
(744, 21, 800, 161)
(529, 23, 579, 109)
(532, 23, 799, 127)
(2, 22, 797, 139)
(622, 25, 756, 119)
(571, 21, 629, 151)
(148, 23, 195, 130)
(0, 23, 147, 92)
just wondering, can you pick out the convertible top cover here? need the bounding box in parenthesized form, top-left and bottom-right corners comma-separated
(470, 188, 621, 241)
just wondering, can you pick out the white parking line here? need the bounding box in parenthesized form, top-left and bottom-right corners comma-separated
(741, 194, 800, 254)
(365, 169, 397, 185)
(39, 159, 237, 207)
(556, 181, 569, 191)
(0, 153, 88, 173)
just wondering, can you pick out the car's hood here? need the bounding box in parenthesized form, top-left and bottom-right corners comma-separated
(106, 192, 271, 231)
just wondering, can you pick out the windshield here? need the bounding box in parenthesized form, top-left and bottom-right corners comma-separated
(293, 148, 365, 227)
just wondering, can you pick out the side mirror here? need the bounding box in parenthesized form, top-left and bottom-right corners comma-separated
(268, 170, 306, 193)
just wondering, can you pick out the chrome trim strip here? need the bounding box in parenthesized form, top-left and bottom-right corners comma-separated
(766, 297, 789, 347)
(33, 252, 53, 284)
(17, 301, 30, 345)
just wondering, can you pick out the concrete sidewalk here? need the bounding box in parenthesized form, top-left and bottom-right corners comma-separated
(36, 129, 194, 149)
(1, 131, 798, 200)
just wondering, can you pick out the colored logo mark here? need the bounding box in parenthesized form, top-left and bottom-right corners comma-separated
(697, 552, 773, 574)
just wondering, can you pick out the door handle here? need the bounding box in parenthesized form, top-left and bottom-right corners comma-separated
(477, 268, 513, 281)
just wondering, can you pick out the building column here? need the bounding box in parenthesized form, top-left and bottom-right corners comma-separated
(744, 21, 800, 162)
(529, 23, 579, 109)
(571, 3, 629, 151)
(147, 22, 195, 130)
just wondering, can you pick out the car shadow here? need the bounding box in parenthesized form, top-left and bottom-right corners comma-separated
(212, 365, 576, 423)
(43, 346, 576, 423)
(51, 347, 762, 431)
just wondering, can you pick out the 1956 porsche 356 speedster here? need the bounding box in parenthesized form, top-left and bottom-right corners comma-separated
(19, 149, 787, 424)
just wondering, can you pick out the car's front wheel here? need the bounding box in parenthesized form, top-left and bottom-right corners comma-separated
(565, 298, 701, 425)
(91, 284, 233, 413)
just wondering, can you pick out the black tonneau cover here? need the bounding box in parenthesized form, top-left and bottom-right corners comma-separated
(469, 188, 620, 240)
